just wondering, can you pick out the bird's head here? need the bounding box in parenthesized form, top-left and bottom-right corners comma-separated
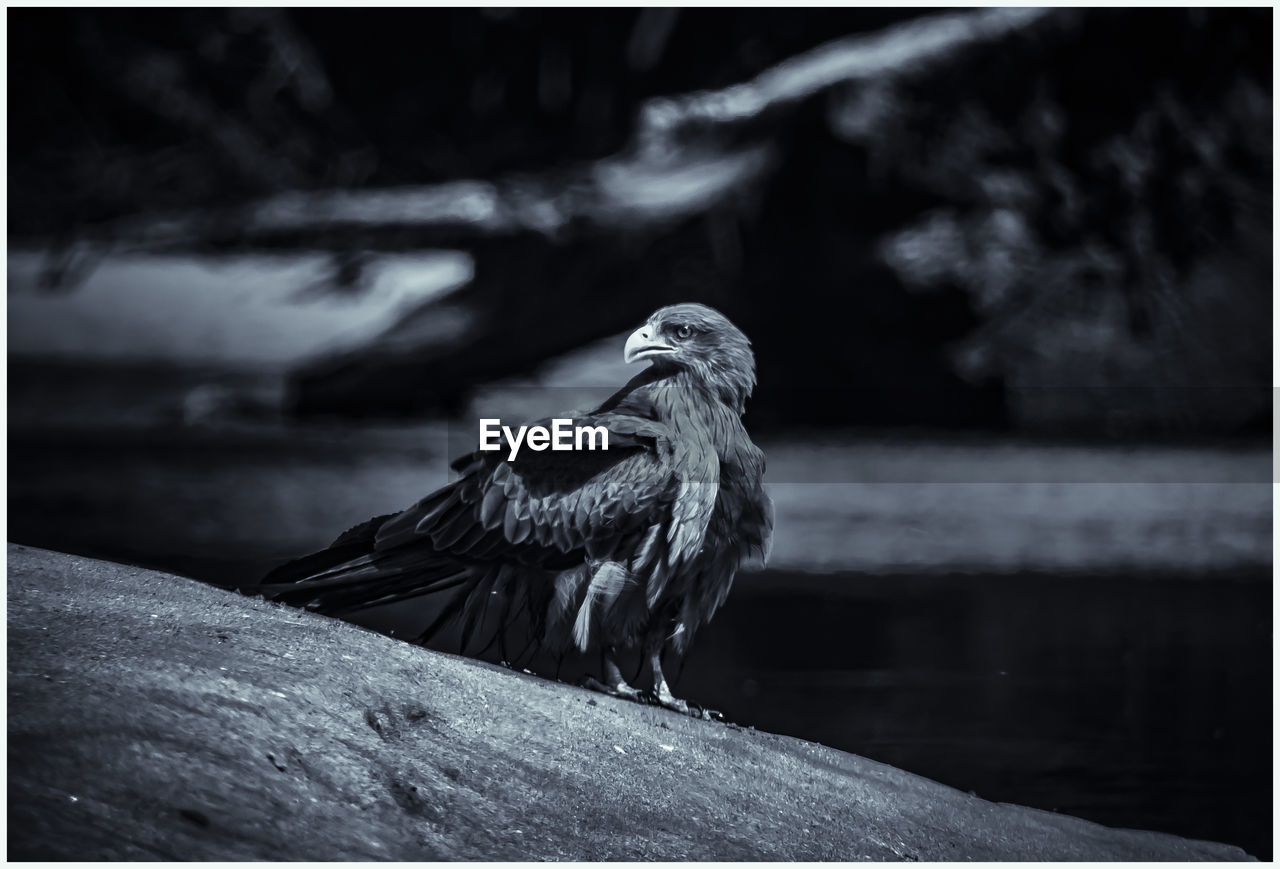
(624, 302, 756, 412)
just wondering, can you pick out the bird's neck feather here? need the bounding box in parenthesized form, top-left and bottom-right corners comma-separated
(650, 365, 750, 416)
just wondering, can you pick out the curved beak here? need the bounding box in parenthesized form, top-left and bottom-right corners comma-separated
(624, 325, 675, 364)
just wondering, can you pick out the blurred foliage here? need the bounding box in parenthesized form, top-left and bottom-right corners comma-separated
(831, 9, 1273, 433)
(728, 8, 1271, 434)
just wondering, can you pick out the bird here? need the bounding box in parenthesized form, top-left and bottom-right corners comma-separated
(252, 302, 773, 717)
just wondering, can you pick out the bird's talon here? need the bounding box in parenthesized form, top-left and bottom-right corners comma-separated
(651, 689, 720, 720)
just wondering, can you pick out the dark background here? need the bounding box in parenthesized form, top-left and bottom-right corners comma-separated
(7, 8, 1272, 859)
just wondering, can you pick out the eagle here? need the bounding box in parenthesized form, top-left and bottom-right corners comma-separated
(255, 303, 773, 717)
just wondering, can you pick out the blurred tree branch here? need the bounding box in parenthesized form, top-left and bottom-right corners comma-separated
(635, 7, 1055, 156)
(64, 7, 1062, 256)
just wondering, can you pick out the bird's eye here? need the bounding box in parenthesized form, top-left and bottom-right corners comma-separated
(675, 324, 692, 339)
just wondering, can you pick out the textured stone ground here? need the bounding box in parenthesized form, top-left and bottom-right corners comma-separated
(7, 544, 1254, 860)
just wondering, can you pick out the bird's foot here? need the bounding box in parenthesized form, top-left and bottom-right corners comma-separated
(651, 685, 723, 721)
(581, 675, 722, 721)
(581, 675, 646, 703)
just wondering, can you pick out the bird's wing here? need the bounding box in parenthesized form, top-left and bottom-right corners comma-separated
(372, 404, 679, 567)
(259, 402, 682, 650)
(257, 387, 699, 655)
(338, 401, 683, 652)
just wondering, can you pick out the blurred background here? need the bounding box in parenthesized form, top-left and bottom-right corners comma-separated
(7, 7, 1272, 858)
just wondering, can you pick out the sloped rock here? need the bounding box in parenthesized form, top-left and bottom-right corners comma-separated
(6, 544, 1254, 860)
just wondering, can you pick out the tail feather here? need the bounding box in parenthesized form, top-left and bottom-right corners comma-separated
(458, 568, 500, 654)
(257, 542, 377, 589)
(249, 512, 478, 621)
(257, 549, 473, 610)
(354, 571, 471, 610)
(251, 509, 548, 655)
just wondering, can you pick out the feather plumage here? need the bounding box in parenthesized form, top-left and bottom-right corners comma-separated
(252, 302, 772, 696)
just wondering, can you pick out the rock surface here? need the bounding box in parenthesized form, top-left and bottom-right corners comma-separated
(7, 544, 1254, 861)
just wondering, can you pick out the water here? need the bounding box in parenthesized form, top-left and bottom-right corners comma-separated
(682, 570, 1271, 859)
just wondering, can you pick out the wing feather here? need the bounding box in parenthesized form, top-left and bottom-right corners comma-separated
(370, 410, 678, 576)
(260, 364, 770, 661)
